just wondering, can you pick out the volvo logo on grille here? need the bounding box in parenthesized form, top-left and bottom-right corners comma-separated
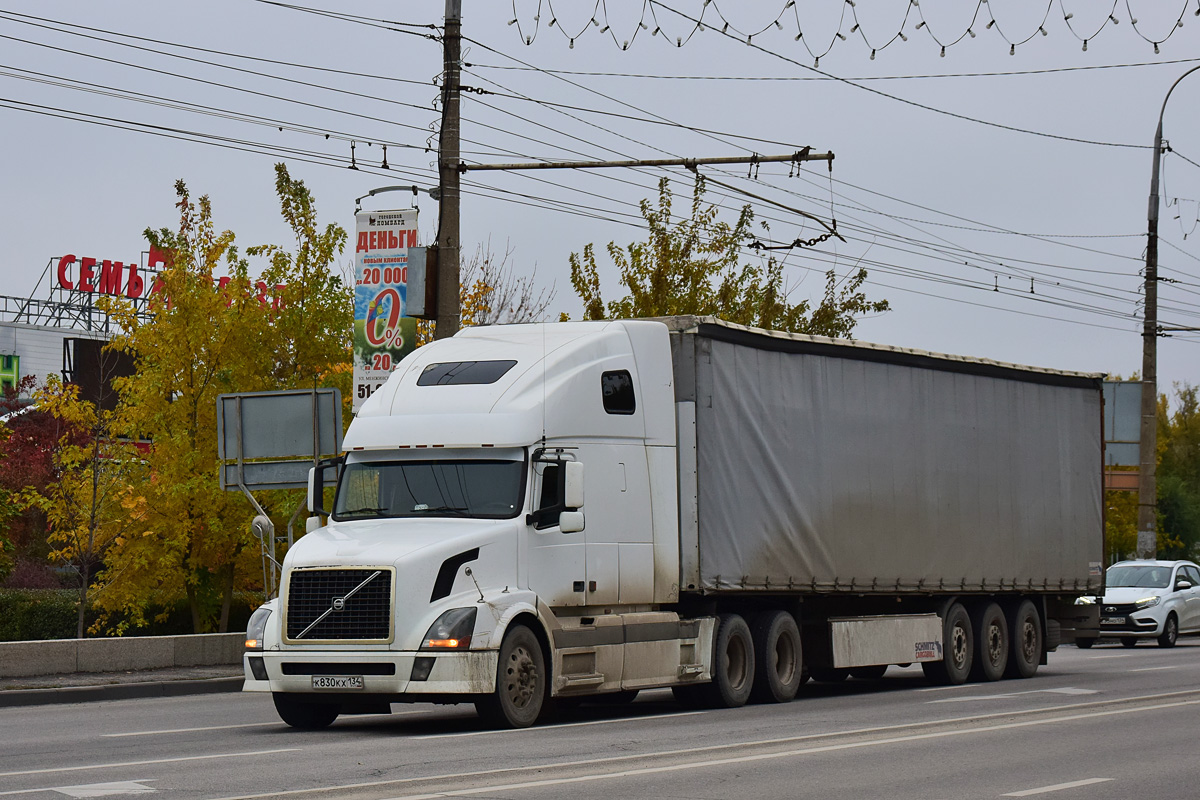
(293, 569, 384, 640)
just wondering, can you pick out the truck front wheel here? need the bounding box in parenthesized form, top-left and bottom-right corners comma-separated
(272, 693, 340, 730)
(476, 624, 548, 728)
(922, 602, 973, 685)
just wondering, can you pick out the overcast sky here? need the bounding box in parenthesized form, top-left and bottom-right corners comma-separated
(1, 1, 1197, 398)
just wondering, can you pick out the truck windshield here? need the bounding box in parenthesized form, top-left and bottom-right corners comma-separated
(1106, 565, 1171, 589)
(333, 460, 524, 521)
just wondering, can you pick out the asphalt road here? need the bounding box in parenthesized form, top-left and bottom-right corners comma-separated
(4, 640, 1200, 800)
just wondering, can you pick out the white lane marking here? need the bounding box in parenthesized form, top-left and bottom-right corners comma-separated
(1131, 666, 1180, 673)
(203, 690, 1200, 800)
(377, 704, 1194, 800)
(0, 749, 300, 779)
(1002, 777, 1113, 796)
(0, 781, 155, 798)
(928, 688, 1098, 704)
(102, 711, 414, 737)
(54, 780, 157, 798)
(104, 723, 278, 737)
(413, 711, 704, 739)
(916, 684, 972, 692)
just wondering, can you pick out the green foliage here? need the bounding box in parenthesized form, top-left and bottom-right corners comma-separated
(95, 167, 351, 635)
(0, 589, 78, 641)
(569, 175, 889, 337)
(0, 589, 257, 641)
(1158, 384, 1200, 560)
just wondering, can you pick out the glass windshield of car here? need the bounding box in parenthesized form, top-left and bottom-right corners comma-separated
(1106, 565, 1172, 589)
(333, 460, 523, 520)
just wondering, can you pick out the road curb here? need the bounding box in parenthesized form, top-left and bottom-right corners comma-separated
(0, 676, 244, 707)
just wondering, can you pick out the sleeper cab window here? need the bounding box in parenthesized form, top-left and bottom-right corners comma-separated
(601, 369, 635, 415)
(417, 360, 516, 386)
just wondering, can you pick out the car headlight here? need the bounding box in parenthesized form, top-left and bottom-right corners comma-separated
(421, 607, 477, 650)
(1134, 596, 1161, 610)
(245, 604, 274, 650)
(1075, 596, 1097, 605)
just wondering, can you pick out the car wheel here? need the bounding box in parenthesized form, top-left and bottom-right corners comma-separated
(809, 667, 851, 683)
(1075, 638, 1095, 649)
(1120, 638, 1138, 648)
(1157, 614, 1179, 648)
(849, 665, 888, 680)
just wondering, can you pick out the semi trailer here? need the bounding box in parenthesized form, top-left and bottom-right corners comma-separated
(242, 316, 1104, 728)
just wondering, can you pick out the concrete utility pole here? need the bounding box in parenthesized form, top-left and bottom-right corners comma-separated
(1138, 64, 1200, 560)
(435, 0, 462, 339)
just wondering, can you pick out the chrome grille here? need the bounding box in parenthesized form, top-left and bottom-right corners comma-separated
(286, 568, 392, 641)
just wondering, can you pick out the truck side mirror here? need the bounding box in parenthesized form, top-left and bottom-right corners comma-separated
(559, 510, 585, 533)
(307, 457, 341, 517)
(307, 467, 322, 515)
(564, 461, 585, 509)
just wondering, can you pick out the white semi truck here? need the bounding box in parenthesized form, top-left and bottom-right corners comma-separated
(243, 316, 1103, 729)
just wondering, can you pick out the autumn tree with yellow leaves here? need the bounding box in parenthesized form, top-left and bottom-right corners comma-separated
(97, 165, 351, 633)
(570, 175, 888, 338)
(27, 377, 148, 638)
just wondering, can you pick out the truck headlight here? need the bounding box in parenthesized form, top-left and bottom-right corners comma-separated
(421, 607, 477, 650)
(1134, 596, 1161, 610)
(245, 604, 273, 650)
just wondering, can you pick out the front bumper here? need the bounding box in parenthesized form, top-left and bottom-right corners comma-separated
(1097, 612, 1164, 637)
(242, 649, 498, 696)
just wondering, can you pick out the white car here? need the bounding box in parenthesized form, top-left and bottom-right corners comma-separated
(1076, 560, 1200, 648)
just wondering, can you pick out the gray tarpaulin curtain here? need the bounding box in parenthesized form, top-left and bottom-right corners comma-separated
(692, 335, 1103, 594)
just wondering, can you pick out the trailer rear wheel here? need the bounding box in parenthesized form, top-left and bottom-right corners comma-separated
(272, 693, 340, 730)
(969, 602, 1009, 682)
(475, 624, 548, 728)
(749, 610, 803, 703)
(1004, 599, 1043, 678)
(921, 602, 973, 685)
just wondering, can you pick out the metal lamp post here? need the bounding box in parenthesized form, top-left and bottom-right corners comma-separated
(1137, 65, 1200, 560)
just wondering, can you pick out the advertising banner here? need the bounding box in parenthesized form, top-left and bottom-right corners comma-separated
(354, 208, 418, 411)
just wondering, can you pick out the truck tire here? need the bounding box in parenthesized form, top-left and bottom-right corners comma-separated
(749, 610, 803, 703)
(921, 602, 973, 685)
(809, 667, 850, 683)
(675, 613, 755, 708)
(1005, 599, 1043, 678)
(969, 602, 1009, 682)
(272, 693, 340, 730)
(475, 624, 548, 728)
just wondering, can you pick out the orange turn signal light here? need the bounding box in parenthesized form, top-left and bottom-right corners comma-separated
(424, 637, 468, 649)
